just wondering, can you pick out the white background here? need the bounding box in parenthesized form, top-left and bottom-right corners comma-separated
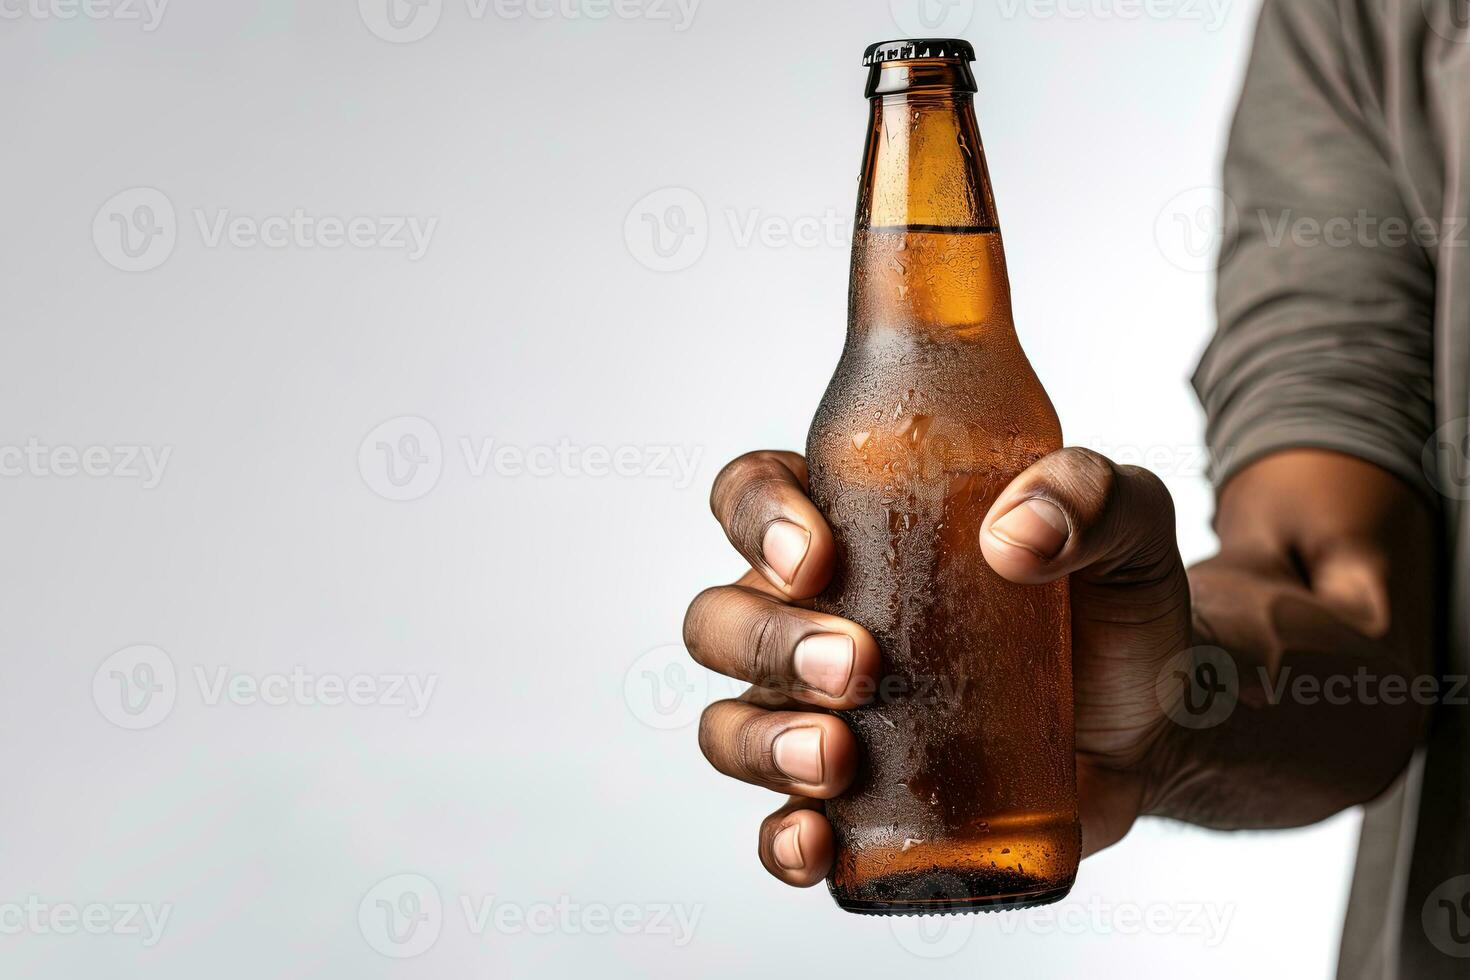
(0, 0, 1360, 976)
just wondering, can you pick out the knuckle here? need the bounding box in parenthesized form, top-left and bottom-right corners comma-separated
(727, 475, 784, 549)
(1058, 446, 1111, 472)
(1046, 447, 1117, 526)
(1109, 465, 1181, 577)
(711, 452, 774, 522)
(698, 701, 779, 786)
(711, 452, 758, 498)
(1117, 464, 1176, 522)
(744, 605, 790, 690)
(1061, 446, 1118, 493)
(734, 711, 775, 783)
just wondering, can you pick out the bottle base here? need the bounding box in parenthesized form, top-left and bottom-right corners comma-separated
(830, 862, 1075, 918)
(834, 883, 1072, 916)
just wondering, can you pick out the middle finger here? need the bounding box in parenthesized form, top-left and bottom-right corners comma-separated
(683, 584, 880, 708)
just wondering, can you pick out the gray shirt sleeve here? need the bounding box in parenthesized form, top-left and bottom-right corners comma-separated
(1191, 0, 1436, 500)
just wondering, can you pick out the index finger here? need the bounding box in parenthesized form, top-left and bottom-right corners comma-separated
(710, 451, 835, 599)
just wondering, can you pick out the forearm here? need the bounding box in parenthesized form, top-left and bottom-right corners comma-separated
(1140, 451, 1437, 830)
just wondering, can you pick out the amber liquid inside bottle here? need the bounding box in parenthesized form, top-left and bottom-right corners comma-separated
(807, 52, 1079, 915)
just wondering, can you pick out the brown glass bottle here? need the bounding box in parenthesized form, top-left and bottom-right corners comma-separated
(806, 39, 1079, 915)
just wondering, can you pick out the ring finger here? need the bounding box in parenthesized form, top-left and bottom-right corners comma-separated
(697, 698, 858, 798)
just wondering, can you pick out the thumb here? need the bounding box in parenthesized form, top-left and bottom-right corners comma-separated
(980, 447, 1183, 589)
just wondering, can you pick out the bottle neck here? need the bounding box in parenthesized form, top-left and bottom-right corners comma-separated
(849, 62, 1013, 340)
(855, 62, 998, 233)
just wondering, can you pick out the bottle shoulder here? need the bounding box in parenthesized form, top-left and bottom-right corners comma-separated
(814, 331, 1058, 426)
(807, 333, 1062, 479)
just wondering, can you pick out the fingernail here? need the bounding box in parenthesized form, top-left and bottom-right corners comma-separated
(794, 633, 855, 698)
(772, 824, 804, 870)
(772, 727, 824, 784)
(990, 498, 1069, 559)
(763, 520, 810, 586)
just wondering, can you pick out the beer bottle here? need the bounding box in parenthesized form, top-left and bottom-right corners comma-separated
(806, 38, 1079, 914)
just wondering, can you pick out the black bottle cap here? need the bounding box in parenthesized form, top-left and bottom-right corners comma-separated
(862, 38, 975, 66)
